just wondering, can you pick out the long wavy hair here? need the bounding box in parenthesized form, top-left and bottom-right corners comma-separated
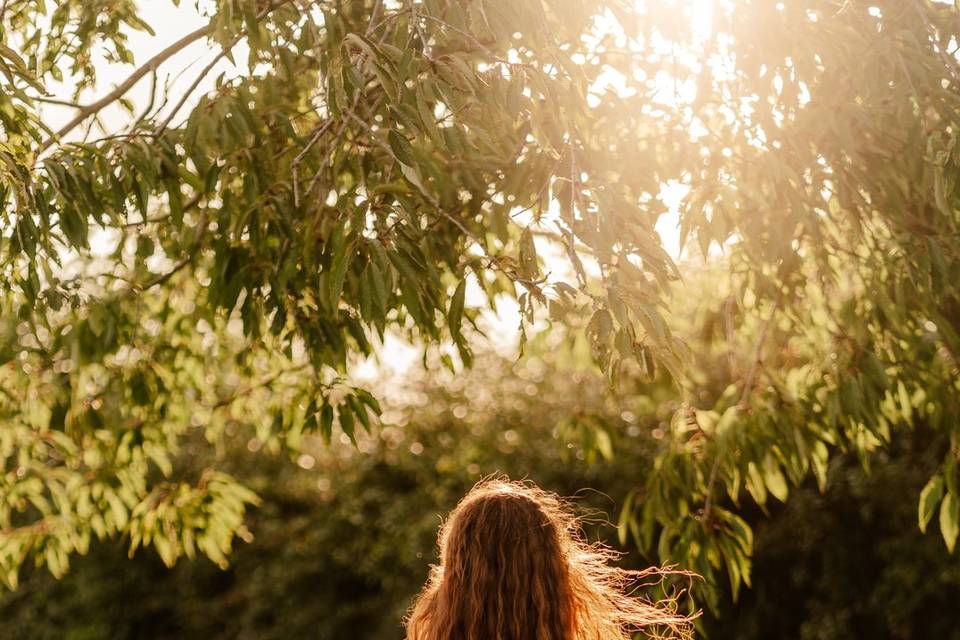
(405, 478, 695, 640)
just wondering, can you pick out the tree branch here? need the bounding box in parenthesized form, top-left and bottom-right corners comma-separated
(30, 95, 85, 108)
(150, 0, 289, 142)
(37, 25, 211, 154)
(212, 362, 312, 409)
(138, 206, 208, 291)
(292, 119, 335, 208)
(703, 291, 784, 524)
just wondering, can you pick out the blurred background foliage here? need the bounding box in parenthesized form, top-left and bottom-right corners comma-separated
(4, 267, 960, 638)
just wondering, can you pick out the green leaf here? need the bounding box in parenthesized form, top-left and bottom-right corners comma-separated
(343, 32, 382, 62)
(617, 491, 635, 546)
(593, 428, 613, 461)
(339, 405, 357, 445)
(346, 394, 371, 431)
(0, 43, 43, 90)
(586, 309, 613, 365)
(319, 403, 334, 445)
(448, 277, 467, 340)
(722, 510, 754, 556)
(327, 221, 352, 310)
(940, 492, 959, 553)
(354, 388, 382, 416)
(919, 474, 944, 533)
(416, 88, 441, 143)
(399, 162, 427, 193)
(762, 456, 789, 502)
(746, 461, 768, 506)
(388, 130, 416, 167)
(518, 227, 538, 278)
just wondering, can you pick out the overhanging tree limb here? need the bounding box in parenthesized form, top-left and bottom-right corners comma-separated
(36, 0, 296, 154)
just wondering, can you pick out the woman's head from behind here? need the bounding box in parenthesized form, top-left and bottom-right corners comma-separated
(406, 478, 693, 640)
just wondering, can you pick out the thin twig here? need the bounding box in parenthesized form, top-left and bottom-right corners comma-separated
(416, 11, 508, 65)
(724, 294, 738, 378)
(30, 95, 85, 108)
(366, 0, 384, 36)
(138, 206, 208, 291)
(911, 0, 960, 83)
(121, 193, 201, 228)
(304, 119, 352, 200)
(292, 119, 334, 207)
(304, 92, 371, 199)
(530, 228, 593, 254)
(156, 0, 298, 137)
(436, 209, 543, 289)
(212, 362, 312, 409)
(153, 45, 232, 137)
(128, 67, 159, 134)
(408, 2, 431, 61)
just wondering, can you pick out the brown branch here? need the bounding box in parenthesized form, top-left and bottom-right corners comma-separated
(38, 0, 296, 154)
(212, 362, 312, 409)
(152, 23, 248, 138)
(31, 95, 85, 108)
(37, 25, 211, 153)
(292, 119, 335, 208)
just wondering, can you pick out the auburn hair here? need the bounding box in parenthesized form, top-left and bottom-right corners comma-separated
(405, 478, 695, 640)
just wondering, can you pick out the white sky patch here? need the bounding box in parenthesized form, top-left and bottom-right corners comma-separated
(656, 181, 689, 260)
